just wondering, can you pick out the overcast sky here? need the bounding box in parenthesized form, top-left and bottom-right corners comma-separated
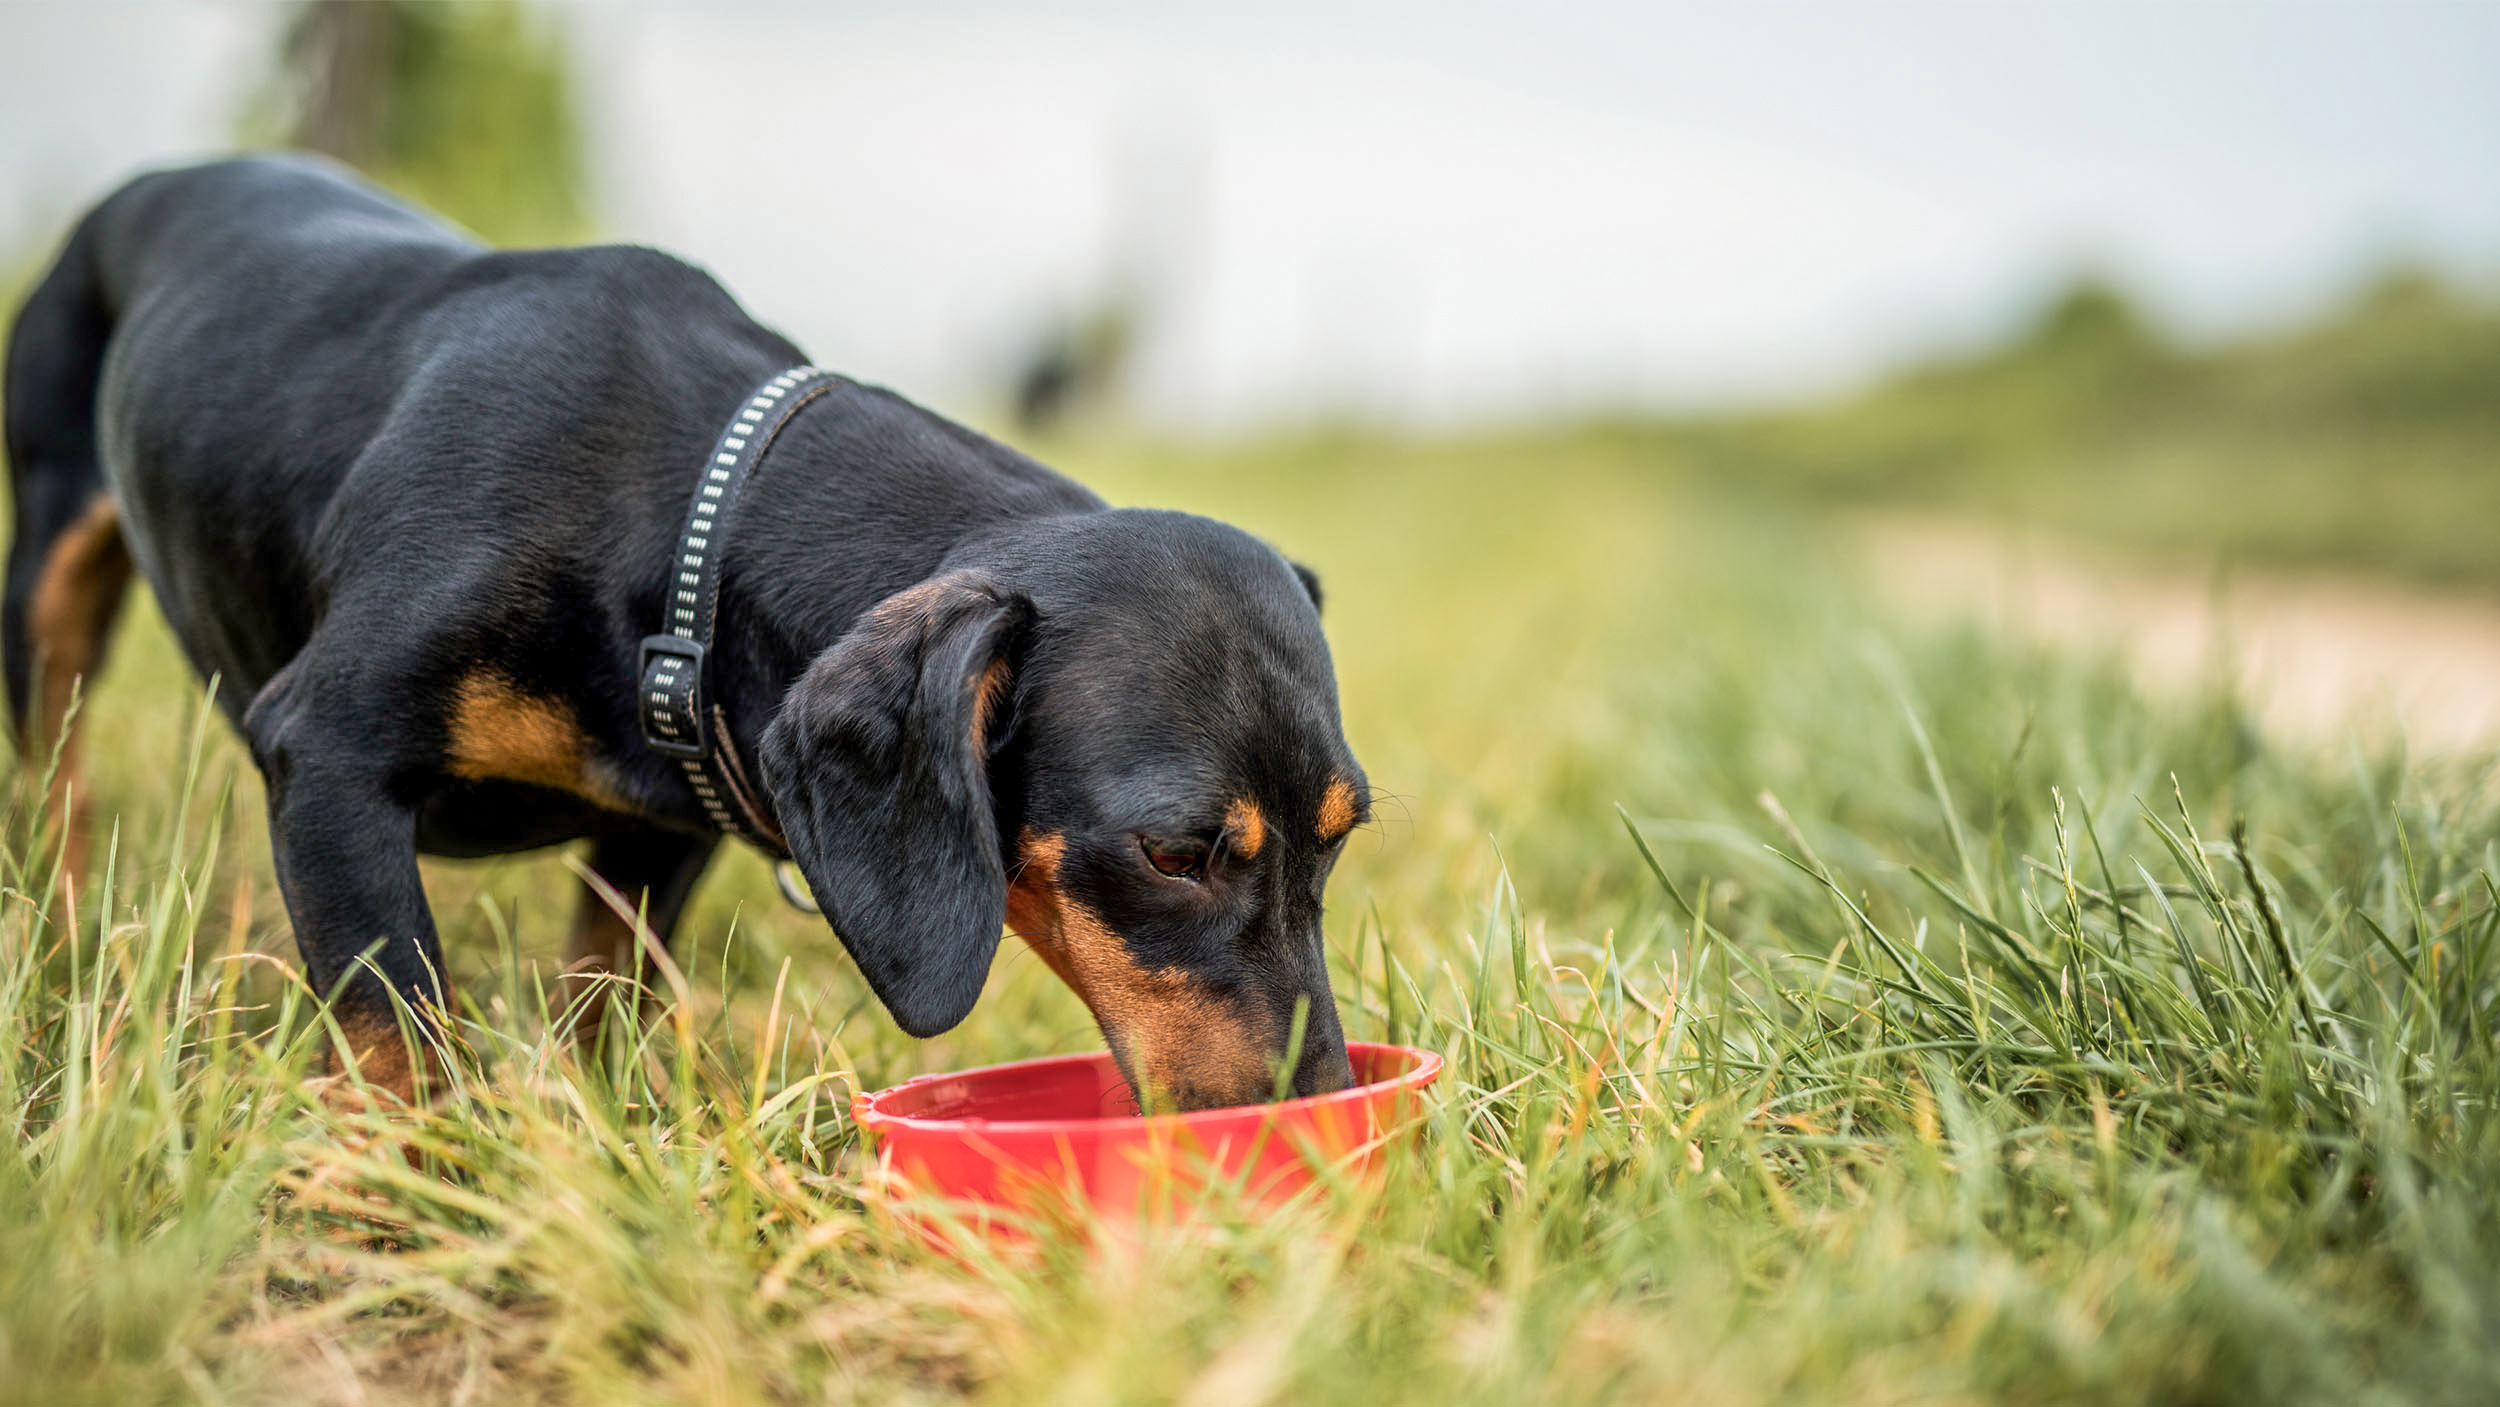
(5, 2, 2497, 425)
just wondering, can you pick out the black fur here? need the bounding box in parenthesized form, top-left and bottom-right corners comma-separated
(2, 156, 1366, 1105)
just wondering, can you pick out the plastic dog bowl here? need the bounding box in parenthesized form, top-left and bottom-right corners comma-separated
(851, 1042, 1442, 1231)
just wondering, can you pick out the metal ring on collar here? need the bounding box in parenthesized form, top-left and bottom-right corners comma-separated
(773, 859, 821, 914)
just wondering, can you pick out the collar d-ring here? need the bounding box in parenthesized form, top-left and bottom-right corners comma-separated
(773, 858, 821, 914)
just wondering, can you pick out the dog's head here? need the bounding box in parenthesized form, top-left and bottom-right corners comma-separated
(758, 509, 1365, 1109)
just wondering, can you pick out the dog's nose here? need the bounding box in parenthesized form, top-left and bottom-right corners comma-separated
(1288, 1033, 1355, 1098)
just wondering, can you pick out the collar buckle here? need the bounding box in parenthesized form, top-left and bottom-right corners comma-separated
(637, 633, 710, 761)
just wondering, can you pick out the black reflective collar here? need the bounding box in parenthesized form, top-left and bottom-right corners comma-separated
(638, 365, 843, 854)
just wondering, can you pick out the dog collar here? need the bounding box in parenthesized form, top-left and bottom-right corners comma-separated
(638, 365, 844, 854)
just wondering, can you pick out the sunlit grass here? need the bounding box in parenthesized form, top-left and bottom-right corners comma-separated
(5, 432, 2498, 1403)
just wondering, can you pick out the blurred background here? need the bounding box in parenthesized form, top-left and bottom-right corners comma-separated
(8, 2, 2496, 429)
(3, 0, 2499, 1029)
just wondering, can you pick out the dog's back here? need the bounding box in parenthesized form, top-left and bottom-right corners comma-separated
(6, 158, 792, 710)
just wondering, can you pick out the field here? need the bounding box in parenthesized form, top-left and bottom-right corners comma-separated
(7, 331, 2500, 1401)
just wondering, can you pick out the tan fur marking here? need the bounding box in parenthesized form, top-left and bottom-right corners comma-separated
(444, 672, 624, 808)
(1316, 778, 1359, 841)
(970, 657, 1011, 753)
(558, 885, 646, 1041)
(22, 494, 132, 878)
(1006, 830, 1272, 1109)
(1224, 797, 1267, 859)
(568, 890, 641, 972)
(325, 1005, 448, 1106)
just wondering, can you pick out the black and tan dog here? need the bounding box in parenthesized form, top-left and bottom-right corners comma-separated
(2, 155, 1366, 1109)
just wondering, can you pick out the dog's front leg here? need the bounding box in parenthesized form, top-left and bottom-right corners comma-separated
(559, 827, 719, 1045)
(247, 659, 451, 1106)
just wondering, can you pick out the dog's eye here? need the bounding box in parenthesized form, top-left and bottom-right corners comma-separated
(1140, 837, 1209, 881)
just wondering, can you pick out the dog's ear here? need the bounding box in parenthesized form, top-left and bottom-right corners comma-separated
(758, 571, 1032, 1037)
(1289, 560, 1323, 614)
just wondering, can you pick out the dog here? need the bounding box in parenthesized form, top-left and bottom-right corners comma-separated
(3, 155, 1365, 1110)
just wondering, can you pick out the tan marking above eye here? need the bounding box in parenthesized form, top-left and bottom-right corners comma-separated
(1005, 828, 1273, 1108)
(1316, 778, 1359, 841)
(445, 671, 626, 810)
(1224, 798, 1267, 859)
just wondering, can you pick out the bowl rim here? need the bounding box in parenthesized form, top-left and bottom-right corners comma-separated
(851, 1040, 1444, 1138)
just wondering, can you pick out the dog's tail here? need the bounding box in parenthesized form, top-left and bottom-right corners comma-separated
(4, 204, 131, 749)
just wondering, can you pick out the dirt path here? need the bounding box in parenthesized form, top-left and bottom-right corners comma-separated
(1857, 513, 2500, 755)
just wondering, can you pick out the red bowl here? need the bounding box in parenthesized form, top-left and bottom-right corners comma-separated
(851, 1042, 1442, 1229)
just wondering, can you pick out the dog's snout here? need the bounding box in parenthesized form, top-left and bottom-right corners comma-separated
(1284, 1003, 1355, 1099)
(1109, 999, 1351, 1111)
(1290, 1044, 1356, 1099)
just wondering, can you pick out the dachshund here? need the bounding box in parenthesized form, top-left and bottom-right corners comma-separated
(2, 155, 1366, 1109)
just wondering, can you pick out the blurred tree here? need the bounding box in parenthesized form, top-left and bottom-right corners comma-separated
(2016, 278, 2160, 361)
(238, 0, 590, 246)
(2284, 265, 2500, 426)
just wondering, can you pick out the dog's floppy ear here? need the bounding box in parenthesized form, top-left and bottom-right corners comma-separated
(758, 571, 1032, 1037)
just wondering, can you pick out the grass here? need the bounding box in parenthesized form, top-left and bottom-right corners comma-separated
(4, 428, 2499, 1405)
